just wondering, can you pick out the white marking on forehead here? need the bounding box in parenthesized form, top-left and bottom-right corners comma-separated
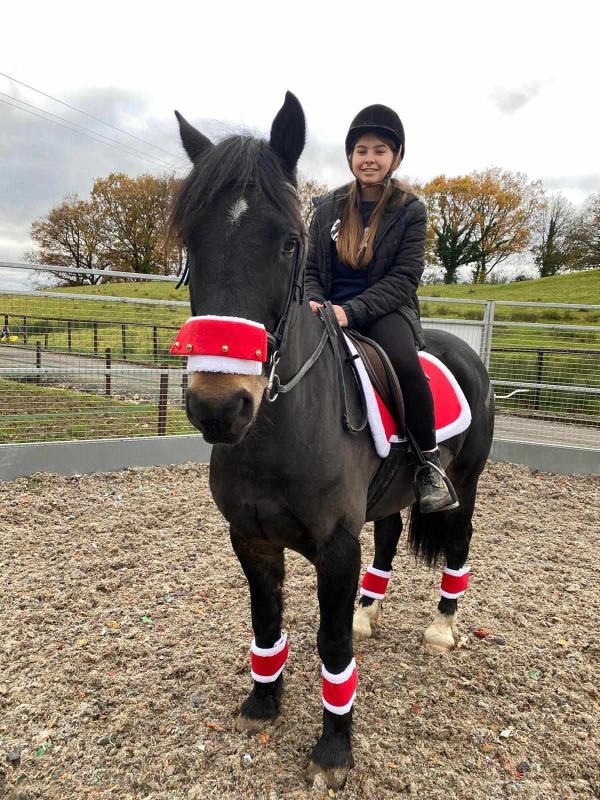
(228, 197, 249, 225)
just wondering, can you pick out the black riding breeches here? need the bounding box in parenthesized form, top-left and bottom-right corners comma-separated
(363, 312, 436, 451)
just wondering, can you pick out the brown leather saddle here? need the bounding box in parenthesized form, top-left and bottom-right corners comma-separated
(344, 329, 406, 439)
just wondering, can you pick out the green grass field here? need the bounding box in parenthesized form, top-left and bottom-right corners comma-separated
(0, 378, 195, 444)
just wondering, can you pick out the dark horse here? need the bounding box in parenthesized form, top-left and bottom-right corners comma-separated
(169, 92, 494, 789)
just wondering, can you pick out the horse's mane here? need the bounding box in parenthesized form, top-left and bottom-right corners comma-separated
(170, 135, 302, 243)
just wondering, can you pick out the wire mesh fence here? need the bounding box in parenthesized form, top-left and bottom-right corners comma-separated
(1, 264, 599, 450)
(0, 268, 194, 444)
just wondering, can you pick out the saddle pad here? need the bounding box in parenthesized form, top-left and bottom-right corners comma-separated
(343, 335, 471, 458)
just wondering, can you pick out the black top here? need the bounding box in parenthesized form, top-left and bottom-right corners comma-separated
(329, 200, 377, 305)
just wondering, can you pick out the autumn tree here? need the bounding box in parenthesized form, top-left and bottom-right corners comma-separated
(469, 168, 543, 283)
(27, 194, 110, 286)
(531, 193, 576, 277)
(421, 175, 483, 283)
(568, 193, 600, 271)
(91, 172, 180, 275)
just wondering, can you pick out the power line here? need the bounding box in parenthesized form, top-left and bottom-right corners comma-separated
(0, 70, 181, 161)
(0, 93, 185, 171)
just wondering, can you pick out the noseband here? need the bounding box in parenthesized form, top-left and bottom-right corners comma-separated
(172, 238, 331, 402)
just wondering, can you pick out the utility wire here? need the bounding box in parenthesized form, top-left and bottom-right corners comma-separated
(0, 93, 185, 171)
(0, 70, 180, 160)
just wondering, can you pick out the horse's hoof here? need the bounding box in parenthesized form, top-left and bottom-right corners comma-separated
(306, 760, 351, 790)
(352, 599, 381, 642)
(423, 610, 458, 654)
(234, 713, 274, 733)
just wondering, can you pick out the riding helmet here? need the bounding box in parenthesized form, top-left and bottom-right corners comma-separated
(345, 104, 405, 160)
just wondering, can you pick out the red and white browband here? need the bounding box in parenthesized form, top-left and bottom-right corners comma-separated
(322, 658, 358, 715)
(250, 632, 288, 683)
(440, 565, 470, 599)
(170, 316, 268, 376)
(360, 565, 391, 600)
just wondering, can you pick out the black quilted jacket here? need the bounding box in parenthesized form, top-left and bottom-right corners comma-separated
(305, 182, 427, 347)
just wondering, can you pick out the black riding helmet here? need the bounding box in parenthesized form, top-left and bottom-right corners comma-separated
(345, 104, 405, 161)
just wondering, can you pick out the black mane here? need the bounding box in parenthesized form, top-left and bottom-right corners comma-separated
(170, 135, 302, 243)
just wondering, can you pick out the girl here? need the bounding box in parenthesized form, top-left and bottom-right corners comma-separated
(305, 104, 455, 513)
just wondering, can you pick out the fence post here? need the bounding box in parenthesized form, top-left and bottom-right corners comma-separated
(181, 371, 188, 409)
(93, 322, 98, 355)
(105, 347, 112, 397)
(67, 320, 72, 352)
(534, 349, 544, 411)
(157, 371, 169, 435)
(153, 326, 159, 362)
(121, 323, 127, 360)
(44, 320, 49, 349)
(23, 316, 27, 345)
(35, 341, 41, 384)
(481, 300, 495, 370)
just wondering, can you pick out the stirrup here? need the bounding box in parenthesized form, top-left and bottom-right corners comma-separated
(414, 458, 460, 512)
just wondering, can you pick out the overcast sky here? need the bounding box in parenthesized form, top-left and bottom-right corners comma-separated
(1, 0, 599, 288)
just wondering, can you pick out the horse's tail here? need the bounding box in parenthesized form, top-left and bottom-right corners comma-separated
(406, 504, 447, 567)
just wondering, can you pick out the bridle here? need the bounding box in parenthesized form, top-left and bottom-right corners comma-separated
(174, 196, 366, 431)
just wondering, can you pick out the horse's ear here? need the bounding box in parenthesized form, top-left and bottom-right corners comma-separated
(175, 110, 213, 163)
(269, 91, 306, 175)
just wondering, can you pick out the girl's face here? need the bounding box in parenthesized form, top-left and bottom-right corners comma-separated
(350, 133, 397, 185)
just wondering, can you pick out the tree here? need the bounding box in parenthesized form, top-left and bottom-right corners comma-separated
(27, 194, 111, 286)
(469, 168, 543, 283)
(568, 193, 600, 271)
(531, 193, 576, 277)
(298, 175, 329, 227)
(91, 172, 180, 275)
(421, 175, 482, 283)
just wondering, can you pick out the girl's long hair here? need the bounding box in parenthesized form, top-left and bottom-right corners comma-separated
(336, 143, 407, 269)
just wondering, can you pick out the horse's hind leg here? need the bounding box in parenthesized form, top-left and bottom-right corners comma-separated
(307, 524, 361, 790)
(353, 513, 402, 641)
(419, 479, 477, 654)
(230, 529, 286, 732)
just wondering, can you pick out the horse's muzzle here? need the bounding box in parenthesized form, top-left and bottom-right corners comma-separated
(185, 385, 257, 444)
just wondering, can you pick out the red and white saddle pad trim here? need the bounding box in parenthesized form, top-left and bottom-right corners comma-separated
(440, 566, 470, 599)
(342, 335, 401, 458)
(170, 316, 268, 376)
(250, 631, 289, 683)
(322, 658, 358, 715)
(359, 565, 391, 600)
(342, 334, 472, 457)
(418, 351, 472, 443)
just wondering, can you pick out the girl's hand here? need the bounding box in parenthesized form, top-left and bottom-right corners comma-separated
(309, 300, 324, 314)
(332, 305, 348, 328)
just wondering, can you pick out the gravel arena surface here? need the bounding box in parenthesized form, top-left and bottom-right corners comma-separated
(0, 460, 598, 800)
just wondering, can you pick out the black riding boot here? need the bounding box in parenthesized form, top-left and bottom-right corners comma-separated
(414, 449, 458, 514)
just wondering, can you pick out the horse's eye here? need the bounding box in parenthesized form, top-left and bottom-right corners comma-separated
(282, 238, 298, 255)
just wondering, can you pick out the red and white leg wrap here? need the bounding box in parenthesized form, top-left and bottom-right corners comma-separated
(359, 565, 391, 600)
(250, 632, 288, 683)
(440, 565, 470, 599)
(322, 658, 358, 715)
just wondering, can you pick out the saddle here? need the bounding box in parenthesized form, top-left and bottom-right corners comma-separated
(344, 329, 406, 438)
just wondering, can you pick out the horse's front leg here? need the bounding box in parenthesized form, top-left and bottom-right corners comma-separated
(307, 525, 361, 790)
(230, 530, 286, 732)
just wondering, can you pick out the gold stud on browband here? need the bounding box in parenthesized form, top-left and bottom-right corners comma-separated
(186, 343, 193, 352)
(255, 349, 262, 358)
(222, 344, 229, 353)
(175, 341, 180, 349)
